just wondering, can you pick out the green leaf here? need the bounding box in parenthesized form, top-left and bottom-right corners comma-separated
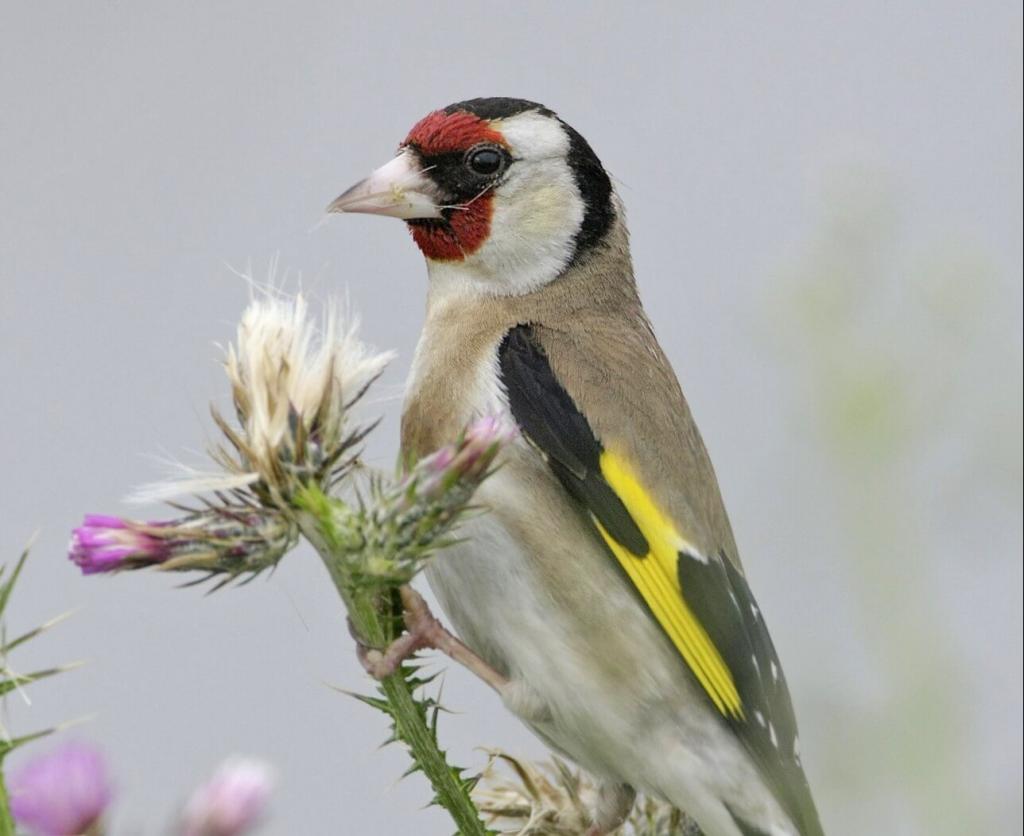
(0, 663, 80, 697)
(0, 727, 56, 761)
(0, 544, 30, 620)
(2, 611, 74, 656)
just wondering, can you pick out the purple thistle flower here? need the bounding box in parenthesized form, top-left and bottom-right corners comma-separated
(413, 446, 458, 499)
(449, 415, 517, 479)
(68, 509, 296, 581)
(69, 514, 170, 574)
(465, 414, 507, 443)
(423, 445, 456, 473)
(404, 415, 516, 504)
(464, 414, 516, 451)
(8, 741, 112, 836)
(181, 757, 275, 836)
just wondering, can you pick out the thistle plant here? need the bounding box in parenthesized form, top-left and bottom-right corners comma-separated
(63, 290, 512, 835)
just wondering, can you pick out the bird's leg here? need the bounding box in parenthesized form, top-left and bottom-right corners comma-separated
(355, 585, 510, 696)
(498, 678, 553, 723)
(356, 588, 553, 721)
(352, 614, 427, 680)
(584, 782, 636, 836)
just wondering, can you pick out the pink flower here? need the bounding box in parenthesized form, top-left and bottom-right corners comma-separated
(464, 414, 508, 444)
(412, 415, 517, 501)
(69, 509, 296, 580)
(443, 415, 517, 485)
(69, 514, 170, 574)
(459, 415, 517, 472)
(8, 741, 112, 836)
(181, 757, 275, 836)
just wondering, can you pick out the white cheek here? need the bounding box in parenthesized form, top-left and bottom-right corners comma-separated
(476, 162, 583, 285)
(502, 179, 577, 241)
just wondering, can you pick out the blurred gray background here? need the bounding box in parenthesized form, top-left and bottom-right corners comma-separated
(1, 2, 1021, 834)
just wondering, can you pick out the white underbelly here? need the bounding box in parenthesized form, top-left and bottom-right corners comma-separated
(423, 453, 792, 835)
(425, 466, 652, 779)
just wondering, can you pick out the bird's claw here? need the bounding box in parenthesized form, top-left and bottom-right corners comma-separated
(351, 588, 442, 680)
(350, 586, 513, 696)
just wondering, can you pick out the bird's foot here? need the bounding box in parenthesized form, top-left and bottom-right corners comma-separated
(351, 586, 445, 679)
(353, 622, 428, 680)
(354, 586, 511, 696)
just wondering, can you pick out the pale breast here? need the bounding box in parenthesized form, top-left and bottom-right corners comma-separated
(401, 297, 509, 459)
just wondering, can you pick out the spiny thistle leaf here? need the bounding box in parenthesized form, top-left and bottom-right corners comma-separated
(0, 665, 82, 699)
(1, 547, 77, 765)
(0, 728, 57, 762)
(0, 546, 30, 621)
(344, 670, 492, 828)
(1, 612, 75, 657)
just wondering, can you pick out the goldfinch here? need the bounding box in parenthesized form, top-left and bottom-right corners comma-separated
(329, 98, 824, 836)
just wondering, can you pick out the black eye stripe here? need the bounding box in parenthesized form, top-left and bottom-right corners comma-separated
(407, 143, 511, 205)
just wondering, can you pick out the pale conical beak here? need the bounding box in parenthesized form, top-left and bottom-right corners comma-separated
(326, 150, 443, 220)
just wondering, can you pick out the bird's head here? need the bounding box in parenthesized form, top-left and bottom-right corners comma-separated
(328, 98, 615, 295)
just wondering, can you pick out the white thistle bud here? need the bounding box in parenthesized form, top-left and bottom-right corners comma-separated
(133, 291, 394, 505)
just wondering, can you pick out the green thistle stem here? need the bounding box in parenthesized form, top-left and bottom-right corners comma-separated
(0, 767, 15, 836)
(295, 489, 490, 836)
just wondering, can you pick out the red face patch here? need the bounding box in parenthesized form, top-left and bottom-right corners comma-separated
(403, 109, 505, 261)
(408, 196, 494, 261)
(403, 109, 506, 156)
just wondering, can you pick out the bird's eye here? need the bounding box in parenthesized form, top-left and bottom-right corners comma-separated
(465, 146, 505, 177)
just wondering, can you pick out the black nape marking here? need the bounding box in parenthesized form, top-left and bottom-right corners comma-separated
(558, 119, 614, 261)
(498, 324, 648, 556)
(444, 97, 615, 264)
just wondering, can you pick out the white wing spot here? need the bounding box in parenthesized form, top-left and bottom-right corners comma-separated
(750, 603, 760, 619)
(728, 591, 740, 610)
(680, 546, 709, 564)
(769, 722, 779, 748)
(770, 660, 779, 682)
(755, 710, 766, 727)
(751, 653, 761, 676)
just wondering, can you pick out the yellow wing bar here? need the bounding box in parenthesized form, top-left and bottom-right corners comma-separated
(598, 450, 743, 719)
